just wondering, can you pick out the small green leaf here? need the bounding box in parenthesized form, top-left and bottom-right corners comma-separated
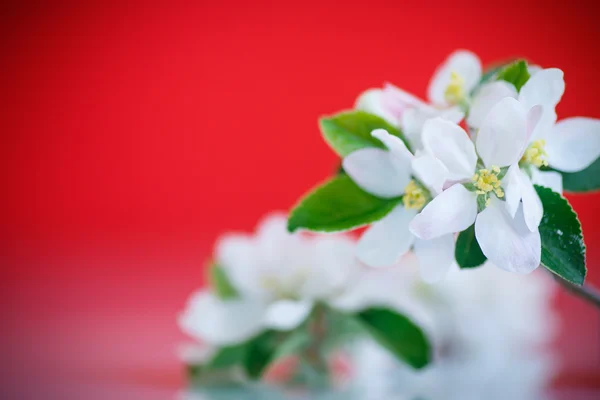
(243, 330, 279, 379)
(356, 308, 431, 369)
(210, 264, 238, 299)
(535, 185, 586, 285)
(320, 110, 410, 157)
(455, 224, 487, 269)
(207, 343, 248, 369)
(288, 174, 402, 233)
(559, 157, 600, 193)
(496, 60, 530, 92)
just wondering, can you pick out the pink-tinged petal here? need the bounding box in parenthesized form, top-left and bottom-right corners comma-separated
(413, 235, 455, 283)
(428, 50, 482, 107)
(355, 88, 398, 126)
(421, 118, 477, 181)
(476, 97, 530, 167)
(545, 117, 600, 173)
(342, 148, 409, 198)
(356, 205, 417, 267)
(409, 184, 478, 240)
(467, 81, 518, 129)
(475, 201, 541, 274)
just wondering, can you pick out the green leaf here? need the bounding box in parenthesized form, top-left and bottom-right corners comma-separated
(288, 174, 402, 233)
(535, 185, 586, 285)
(209, 264, 238, 299)
(243, 330, 279, 379)
(496, 60, 530, 92)
(356, 307, 431, 369)
(207, 343, 248, 369)
(455, 224, 487, 269)
(320, 110, 410, 157)
(559, 157, 600, 193)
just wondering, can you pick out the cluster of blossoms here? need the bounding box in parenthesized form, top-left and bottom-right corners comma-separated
(332, 50, 599, 282)
(179, 216, 557, 397)
(349, 260, 557, 400)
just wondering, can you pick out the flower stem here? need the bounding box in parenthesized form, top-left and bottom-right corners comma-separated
(553, 274, 600, 309)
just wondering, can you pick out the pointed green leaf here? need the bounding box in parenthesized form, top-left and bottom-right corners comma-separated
(209, 264, 238, 299)
(535, 185, 586, 285)
(288, 174, 402, 233)
(319, 110, 410, 157)
(455, 224, 487, 269)
(356, 308, 431, 369)
(558, 157, 600, 193)
(496, 60, 530, 92)
(243, 330, 279, 379)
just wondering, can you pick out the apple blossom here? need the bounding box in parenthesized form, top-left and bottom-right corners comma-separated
(179, 214, 362, 347)
(469, 67, 600, 193)
(410, 98, 544, 274)
(355, 50, 482, 149)
(342, 129, 455, 282)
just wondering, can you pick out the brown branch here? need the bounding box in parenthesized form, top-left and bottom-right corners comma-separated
(553, 274, 600, 309)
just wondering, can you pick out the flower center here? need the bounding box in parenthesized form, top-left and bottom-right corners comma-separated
(403, 180, 429, 211)
(444, 71, 466, 104)
(521, 139, 548, 168)
(472, 166, 504, 207)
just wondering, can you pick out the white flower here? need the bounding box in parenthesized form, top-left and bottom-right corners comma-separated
(179, 214, 362, 347)
(469, 68, 600, 193)
(410, 98, 544, 274)
(355, 50, 482, 149)
(350, 259, 557, 400)
(342, 129, 455, 282)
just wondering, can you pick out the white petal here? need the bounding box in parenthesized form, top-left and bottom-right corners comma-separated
(531, 168, 563, 193)
(264, 300, 313, 331)
(503, 164, 522, 218)
(178, 290, 267, 346)
(409, 184, 478, 240)
(467, 81, 518, 129)
(411, 153, 449, 195)
(519, 68, 565, 110)
(342, 148, 409, 198)
(545, 117, 600, 172)
(356, 206, 417, 267)
(475, 201, 541, 274)
(382, 83, 428, 109)
(371, 128, 413, 161)
(476, 97, 530, 167)
(520, 172, 543, 231)
(421, 118, 477, 181)
(413, 235, 455, 283)
(428, 50, 482, 106)
(216, 234, 265, 298)
(354, 88, 398, 126)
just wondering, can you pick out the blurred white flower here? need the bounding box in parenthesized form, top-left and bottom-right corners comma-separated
(342, 129, 455, 282)
(348, 259, 558, 400)
(179, 213, 362, 347)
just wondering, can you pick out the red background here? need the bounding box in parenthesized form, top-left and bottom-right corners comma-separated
(3, 1, 600, 398)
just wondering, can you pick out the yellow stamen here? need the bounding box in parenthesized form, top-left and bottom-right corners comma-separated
(403, 180, 428, 211)
(521, 139, 548, 168)
(444, 71, 466, 104)
(472, 165, 504, 199)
